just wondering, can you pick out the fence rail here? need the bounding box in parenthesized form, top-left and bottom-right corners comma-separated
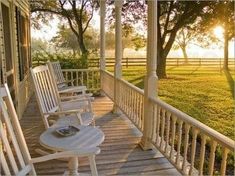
(32, 58, 235, 70)
(89, 57, 235, 69)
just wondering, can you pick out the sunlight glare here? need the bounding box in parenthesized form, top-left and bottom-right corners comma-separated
(213, 26, 224, 39)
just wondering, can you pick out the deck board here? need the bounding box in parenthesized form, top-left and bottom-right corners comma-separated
(21, 95, 181, 175)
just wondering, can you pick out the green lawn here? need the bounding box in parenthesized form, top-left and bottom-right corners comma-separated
(109, 66, 235, 140)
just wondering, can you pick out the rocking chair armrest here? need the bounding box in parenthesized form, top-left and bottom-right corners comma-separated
(65, 79, 76, 83)
(43, 110, 82, 116)
(65, 79, 77, 86)
(30, 147, 100, 164)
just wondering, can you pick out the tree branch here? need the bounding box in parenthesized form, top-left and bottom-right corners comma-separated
(30, 8, 61, 15)
(59, 0, 80, 39)
(82, 5, 94, 33)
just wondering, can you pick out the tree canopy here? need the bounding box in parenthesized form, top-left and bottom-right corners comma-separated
(30, 0, 99, 56)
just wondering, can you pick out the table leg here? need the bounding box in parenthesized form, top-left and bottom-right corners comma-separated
(68, 157, 79, 176)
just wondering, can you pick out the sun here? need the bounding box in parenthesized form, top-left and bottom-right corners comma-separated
(213, 26, 224, 39)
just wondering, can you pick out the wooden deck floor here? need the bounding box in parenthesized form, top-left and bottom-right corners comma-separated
(21, 95, 181, 175)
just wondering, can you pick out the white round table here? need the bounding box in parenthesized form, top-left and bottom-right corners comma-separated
(40, 125, 104, 175)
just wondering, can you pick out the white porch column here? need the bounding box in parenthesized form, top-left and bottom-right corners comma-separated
(140, 0, 158, 150)
(100, 0, 106, 95)
(113, 0, 122, 112)
(100, 0, 106, 70)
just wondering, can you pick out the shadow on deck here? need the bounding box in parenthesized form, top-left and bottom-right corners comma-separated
(21, 95, 181, 175)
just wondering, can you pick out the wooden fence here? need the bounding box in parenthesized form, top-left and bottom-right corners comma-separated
(89, 57, 235, 68)
(32, 57, 235, 70)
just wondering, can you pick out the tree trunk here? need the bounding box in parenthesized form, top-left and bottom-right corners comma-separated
(181, 46, 188, 63)
(223, 24, 229, 70)
(157, 48, 167, 79)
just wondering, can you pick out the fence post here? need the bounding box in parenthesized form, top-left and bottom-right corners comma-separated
(177, 58, 179, 66)
(126, 57, 129, 68)
(199, 58, 201, 66)
(219, 58, 222, 72)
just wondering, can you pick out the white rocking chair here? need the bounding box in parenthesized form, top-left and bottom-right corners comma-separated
(48, 61, 92, 96)
(30, 65, 95, 129)
(0, 84, 100, 176)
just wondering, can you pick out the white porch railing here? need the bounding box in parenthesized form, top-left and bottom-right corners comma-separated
(62, 69, 100, 92)
(62, 68, 234, 175)
(116, 78, 144, 131)
(100, 70, 114, 100)
(148, 97, 234, 176)
(100, 70, 235, 176)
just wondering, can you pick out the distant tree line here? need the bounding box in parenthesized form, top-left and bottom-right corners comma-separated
(30, 0, 234, 78)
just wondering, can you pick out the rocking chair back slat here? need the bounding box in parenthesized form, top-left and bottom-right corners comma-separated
(31, 65, 60, 128)
(49, 61, 66, 86)
(0, 85, 35, 175)
(0, 148, 11, 175)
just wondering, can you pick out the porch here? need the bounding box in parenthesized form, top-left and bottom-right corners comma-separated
(18, 68, 234, 175)
(21, 95, 180, 175)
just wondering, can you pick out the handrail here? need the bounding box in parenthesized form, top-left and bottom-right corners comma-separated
(101, 70, 114, 77)
(149, 97, 235, 150)
(116, 77, 144, 95)
(62, 68, 100, 71)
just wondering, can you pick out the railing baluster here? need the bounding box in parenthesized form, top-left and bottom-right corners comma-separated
(208, 140, 217, 176)
(182, 123, 190, 173)
(133, 92, 137, 124)
(137, 94, 140, 127)
(170, 116, 177, 161)
(81, 71, 84, 85)
(76, 71, 78, 86)
(189, 128, 199, 175)
(220, 147, 229, 176)
(160, 109, 166, 149)
(151, 104, 157, 143)
(156, 106, 161, 146)
(71, 71, 73, 85)
(165, 112, 171, 154)
(65, 71, 68, 82)
(92, 71, 94, 90)
(176, 120, 183, 167)
(86, 71, 89, 89)
(199, 134, 207, 176)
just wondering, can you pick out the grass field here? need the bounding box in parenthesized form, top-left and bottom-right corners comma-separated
(109, 66, 235, 140)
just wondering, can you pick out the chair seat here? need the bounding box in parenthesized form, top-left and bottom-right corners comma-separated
(58, 85, 87, 94)
(60, 100, 89, 111)
(55, 112, 94, 126)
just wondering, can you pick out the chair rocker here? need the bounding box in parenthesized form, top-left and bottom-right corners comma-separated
(0, 84, 100, 176)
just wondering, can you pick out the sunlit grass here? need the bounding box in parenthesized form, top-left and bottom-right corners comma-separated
(109, 66, 235, 140)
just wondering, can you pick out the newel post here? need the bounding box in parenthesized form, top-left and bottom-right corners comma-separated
(100, 0, 106, 93)
(113, 0, 122, 113)
(140, 0, 158, 150)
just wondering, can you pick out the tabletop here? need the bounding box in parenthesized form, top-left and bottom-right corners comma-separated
(40, 125, 105, 151)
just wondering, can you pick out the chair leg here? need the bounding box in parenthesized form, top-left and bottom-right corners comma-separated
(92, 119, 95, 126)
(88, 155, 98, 176)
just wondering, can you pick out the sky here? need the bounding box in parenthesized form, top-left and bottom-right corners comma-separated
(31, 14, 235, 58)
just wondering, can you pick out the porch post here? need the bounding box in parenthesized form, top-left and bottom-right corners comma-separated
(100, 0, 106, 94)
(100, 0, 106, 71)
(113, 0, 122, 112)
(140, 0, 158, 150)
